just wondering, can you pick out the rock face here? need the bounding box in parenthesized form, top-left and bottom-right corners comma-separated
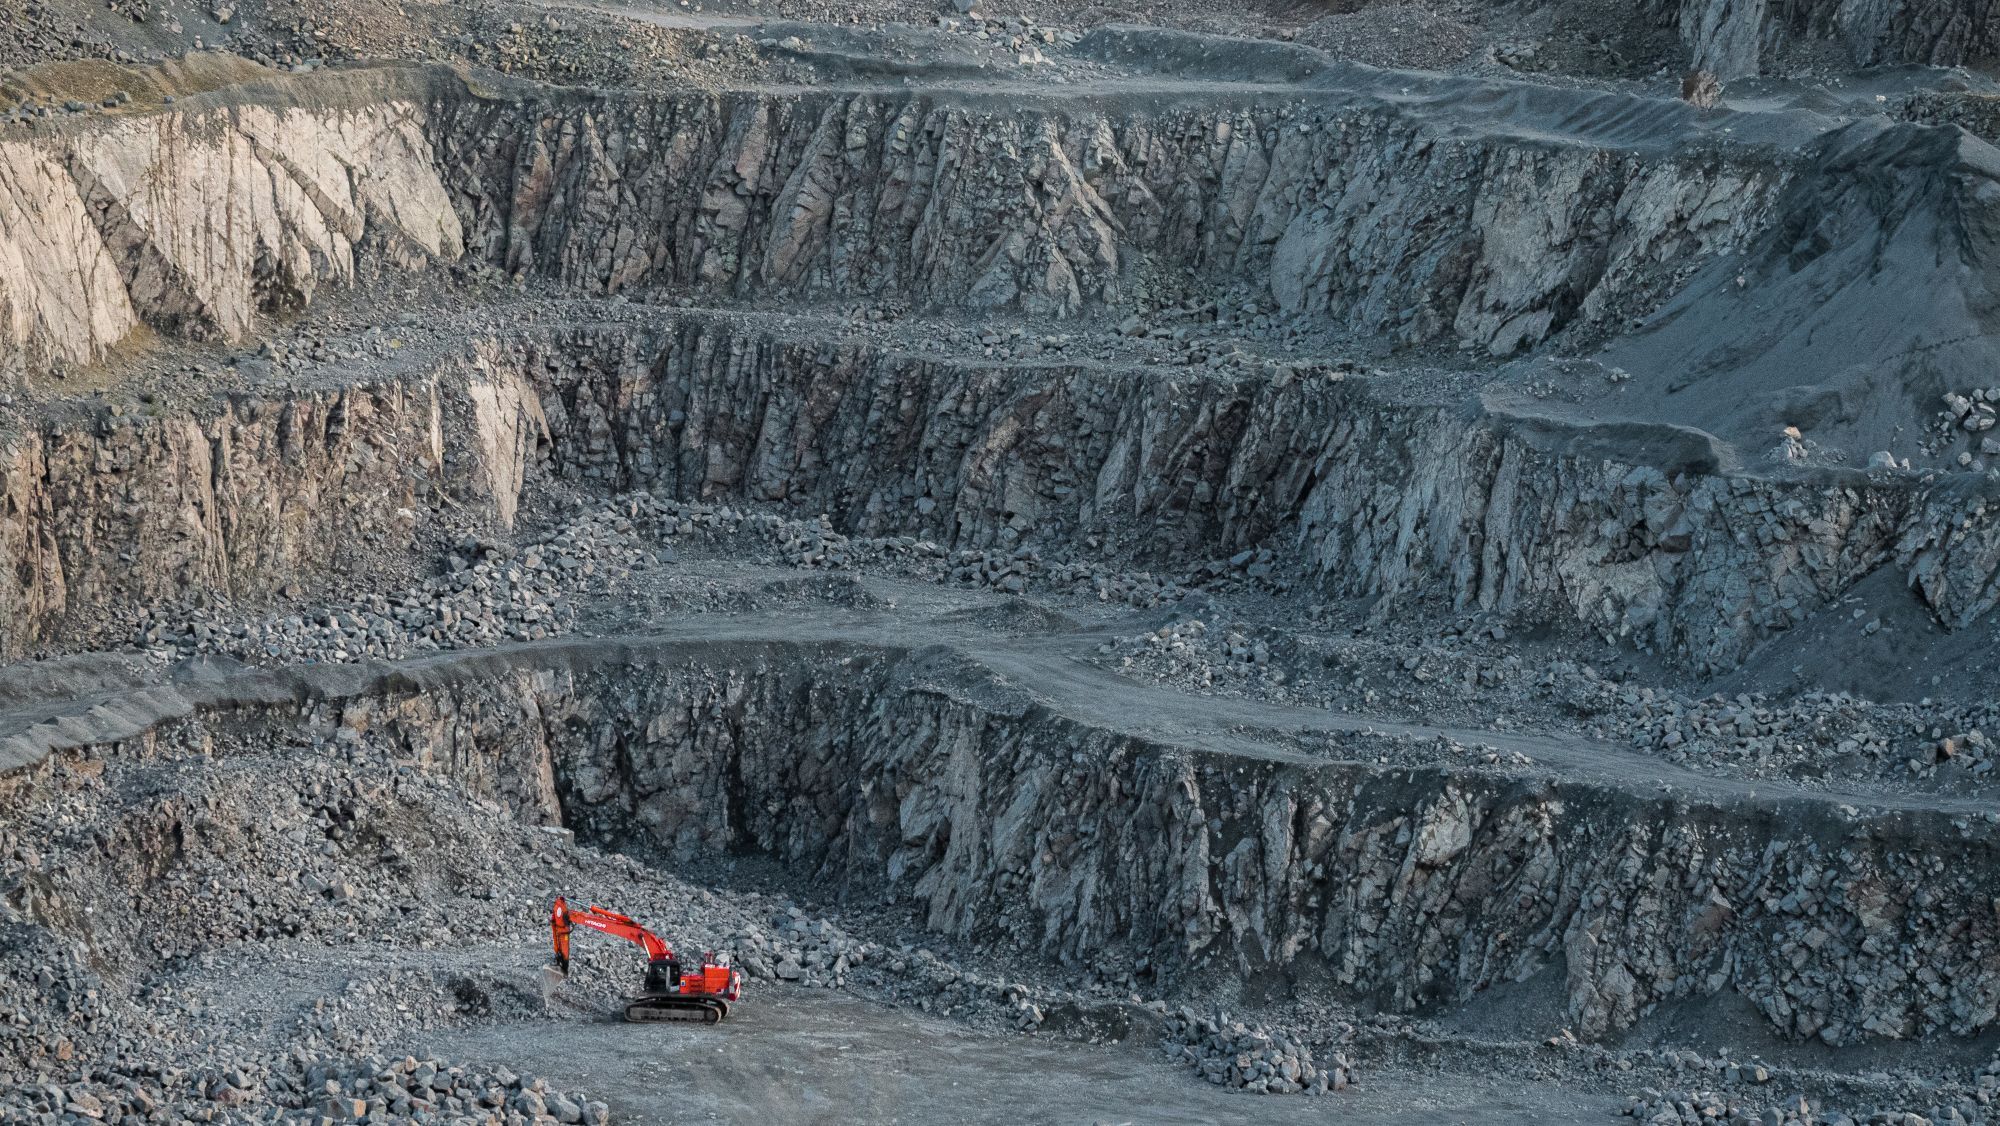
(0, 379, 459, 652)
(0, 91, 461, 382)
(53, 636, 2000, 1047)
(0, 65, 1789, 382)
(5, 309, 2000, 669)
(460, 317, 2000, 673)
(1603, 121, 2000, 462)
(1662, 0, 2000, 76)
(0, 71, 1998, 673)
(431, 77, 1779, 356)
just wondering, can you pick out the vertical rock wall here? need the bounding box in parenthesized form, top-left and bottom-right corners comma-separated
(431, 86, 1780, 354)
(1620, 0, 1996, 76)
(465, 319, 2000, 672)
(0, 313, 1993, 668)
(0, 94, 462, 382)
(0, 380, 468, 653)
(215, 641, 2000, 1048)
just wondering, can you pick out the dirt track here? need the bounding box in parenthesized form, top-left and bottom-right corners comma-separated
(438, 989, 1618, 1125)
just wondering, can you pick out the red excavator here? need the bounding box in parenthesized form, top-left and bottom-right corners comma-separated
(549, 897, 744, 1023)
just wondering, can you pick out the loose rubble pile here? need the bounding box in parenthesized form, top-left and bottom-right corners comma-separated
(1616, 687, 2000, 781)
(137, 491, 1207, 666)
(134, 504, 656, 663)
(0, 1053, 609, 1126)
(1625, 1088, 2000, 1126)
(1626, 1091, 1818, 1126)
(1089, 602, 1561, 725)
(1092, 601, 2000, 794)
(728, 908, 876, 990)
(1098, 618, 1292, 694)
(298, 1057, 608, 1126)
(1160, 1009, 1353, 1095)
(1927, 390, 2000, 469)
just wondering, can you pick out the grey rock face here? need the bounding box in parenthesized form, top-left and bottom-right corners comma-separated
(460, 318, 2000, 673)
(0, 381, 460, 654)
(1669, 0, 2000, 71)
(0, 69, 1786, 384)
(40, 636, 1991, 1048)
(431, 83, 1778, 355)
(2, 309, 2000, 673)
(0, 73, 1993, 682)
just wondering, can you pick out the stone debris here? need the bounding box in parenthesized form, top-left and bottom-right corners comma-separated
(1099, 618, 1289, 693)
(0, 713, 1218, 1114)
(1627, 1090, 1790, 1125)
(1681, 70, 1724, 109)
(0, 1053, 607, 1126)
(133, 490, 1208, 665)
(1160, 1009, 1352, 1095)
(1615, 684, 2000, 783)
(1921, 388, 2000, 467)
(134, 506, 648, 663)
(1627, 1086, 2000, 1126)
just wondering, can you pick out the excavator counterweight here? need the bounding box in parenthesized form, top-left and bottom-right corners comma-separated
(549, 896, 744, 1023)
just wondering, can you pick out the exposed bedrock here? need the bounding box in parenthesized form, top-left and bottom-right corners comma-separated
(7, 310, 2000, 667)
(0, 65, 1789, 382)
(28, 638, 1997, 1047)
(11, 52, 2000, 393)
(1111, 2, 2000, 82)
(0, 377, 469, 654)
(1665, 0, 2000, 77)
(431, 78, 1780, 356)
(465, 317, 2000, 672)
(1605, 121, 2000, 462)
(0, 85, 462, 382)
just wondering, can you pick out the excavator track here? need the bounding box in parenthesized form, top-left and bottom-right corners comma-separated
(623, 994, 730, 1023)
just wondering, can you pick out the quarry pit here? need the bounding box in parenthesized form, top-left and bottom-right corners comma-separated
(10, 0, 2000, 1122)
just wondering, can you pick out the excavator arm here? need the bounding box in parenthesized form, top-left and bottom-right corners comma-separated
(551, 896, 674, 973)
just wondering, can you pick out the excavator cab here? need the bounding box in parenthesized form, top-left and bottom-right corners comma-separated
(642, 957, 683, 995)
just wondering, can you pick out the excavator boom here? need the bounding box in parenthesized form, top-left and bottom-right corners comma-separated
(551, 898, 671, 970)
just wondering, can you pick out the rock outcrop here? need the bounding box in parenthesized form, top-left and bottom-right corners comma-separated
(5, 307, 2000, 670)
(0, 378, 462, 653)
(461, 316, 2000, 673)
(0, 71, 1997, 674)
(0, 65, 1788, 383)
(1670, 0, 2000, 75)
(432, 76, 1779, 355)
(0, 90, 461, 382)
(20, 635, 1992, 1047)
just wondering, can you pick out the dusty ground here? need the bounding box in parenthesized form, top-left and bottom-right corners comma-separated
(438, 990, 1620, 1125)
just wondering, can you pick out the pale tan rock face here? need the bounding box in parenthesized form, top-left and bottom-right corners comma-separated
(463, 347, 551, 530)
(0, 100, 462, 382)
(0, 140, 143, 381)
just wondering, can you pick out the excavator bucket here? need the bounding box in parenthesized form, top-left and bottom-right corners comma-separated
(541, 964, 569, 1008)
